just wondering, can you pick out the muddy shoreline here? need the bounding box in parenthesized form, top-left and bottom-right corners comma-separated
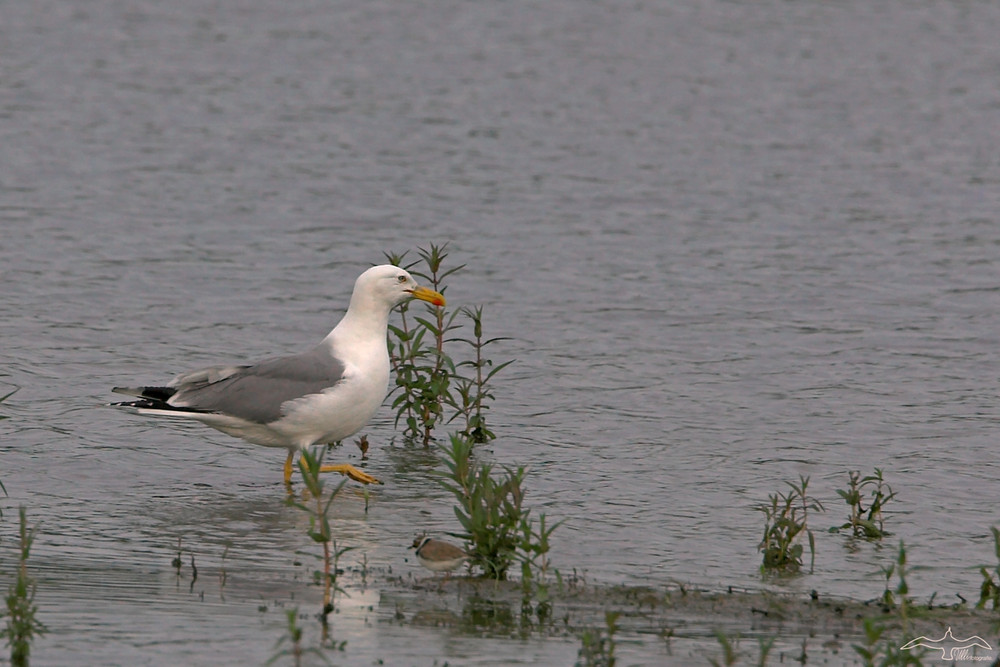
(373, 573, 1000, 664)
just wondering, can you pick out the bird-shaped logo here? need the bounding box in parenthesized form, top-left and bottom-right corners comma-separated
(899, 627, 994, 660)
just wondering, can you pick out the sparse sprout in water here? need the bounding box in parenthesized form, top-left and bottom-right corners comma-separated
(449, 305, 514, 443)
(832, 468, 896, 539)
(518, 512, 563, 623)
(287, 447, 349, 617)
(0, 387, 17, 519)
(219, 544, 230, 591)
(976, 526, 1000, 610)
(707, 629, 743, 667)
(575, 610, 620, 667)
(876, 541, 919, 646)
(0, 386, 17, 421)
(266, 608, 329, 667)
(756, 636, 776, 667)
(2, 507, 47, 667)
(756, 475, 824, 573)
(853, 543, 926, 667)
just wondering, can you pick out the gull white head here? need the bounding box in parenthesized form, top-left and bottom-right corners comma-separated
(349, 264, 446, 313)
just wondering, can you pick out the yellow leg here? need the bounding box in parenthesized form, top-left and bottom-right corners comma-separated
(318, 463, 382, 485)
(283, 450, 295, 485)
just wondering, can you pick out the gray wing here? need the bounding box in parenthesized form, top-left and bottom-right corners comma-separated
(168, 345, 347, 424)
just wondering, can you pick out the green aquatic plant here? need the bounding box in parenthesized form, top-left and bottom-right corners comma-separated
(854, 541, 927, 666)
(707, 629, 742, 667)
(386, 244, 512, 447)
(2, 507, 47, 667)
(437, 433, 524, 579)
(853, 616, 926, 667)
(518, 512, 563, 623)
(449, 305, 513, 443)
(436, 432, 561, 585)
(265, 608, 329, 667)
(976, 526, 1000, 610)
(755, 636, 777, 666)
(878, 541, 916, 629)
(386, 244, 462, 446)
(575, 610, 620, 667)
(832, 468, 897, 539)
(757, 475, 824, 573)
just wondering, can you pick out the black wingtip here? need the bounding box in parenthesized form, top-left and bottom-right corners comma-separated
(108, 395, 214, 415)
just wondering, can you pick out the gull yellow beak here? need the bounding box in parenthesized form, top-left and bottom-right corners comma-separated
(407, 285, 446, 307)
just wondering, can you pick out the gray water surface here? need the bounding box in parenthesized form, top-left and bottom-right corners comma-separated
(2, 0, 1000, 664)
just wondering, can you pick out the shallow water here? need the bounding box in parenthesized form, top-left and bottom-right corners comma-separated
(2, 0, 1000, 664)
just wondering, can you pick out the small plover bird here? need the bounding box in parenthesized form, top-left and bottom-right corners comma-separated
(410, 536, 469, 577)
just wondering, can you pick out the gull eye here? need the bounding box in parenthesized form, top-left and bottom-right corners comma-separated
(397, 275, 408, 284)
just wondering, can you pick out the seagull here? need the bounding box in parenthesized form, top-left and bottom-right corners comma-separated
(110, 264, 445, 486)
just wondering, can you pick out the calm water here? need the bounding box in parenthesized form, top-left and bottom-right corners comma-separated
(2, 0, 1000, 664)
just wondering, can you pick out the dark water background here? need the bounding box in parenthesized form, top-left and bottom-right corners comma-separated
(2, 0, 999, 664)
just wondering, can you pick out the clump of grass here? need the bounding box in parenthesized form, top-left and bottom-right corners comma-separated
(976, 526, 1000, 610)
(386, 244, 511, 447)
(2, 507, 47, 667)
(757, 475, 824, 573)
(831, 468, 897, 539)
(575, 610, 620, 667)
(287, 447, 349, 620)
